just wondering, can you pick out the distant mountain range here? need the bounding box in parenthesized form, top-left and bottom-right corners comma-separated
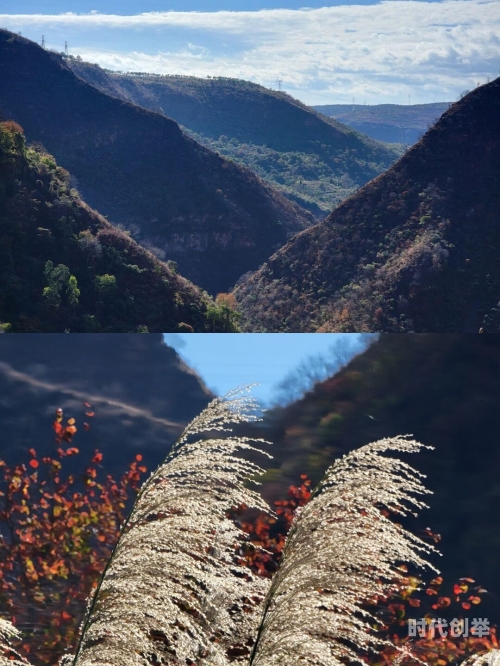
(0, 120, 236, 332)
(65, 58, 400, 218)
(313, 102, 451, 145)
(0, 30, 314, 296)
(235, 78, 500, 332)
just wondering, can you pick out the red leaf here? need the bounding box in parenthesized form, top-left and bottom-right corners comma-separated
(84, 422, 91, 431)
(92, 452, 103, 463)
(85, 411, 95, 418)
(462, 602, 471, 610)
(29, 459, 39, 469)
(84, 402, 91, 408)
(29, 448, 36, 458)
(135, 454, 143, 461)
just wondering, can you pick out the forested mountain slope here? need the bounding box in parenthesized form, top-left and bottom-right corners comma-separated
(251, 334, 500, 615)
(66, 59, 400, 217)
(235, 79, 500, 332)
(0, 121, 235, 332)
(314, 102, 450, 145)
(0, 31, 313, 295)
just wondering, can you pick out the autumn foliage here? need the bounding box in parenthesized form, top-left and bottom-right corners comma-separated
(234, 477, 497, 666)
(0, 406, 147, 665)
(0, 412, 496, 666)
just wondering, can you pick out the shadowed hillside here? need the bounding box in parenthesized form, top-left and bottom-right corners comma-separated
(313, 102, 450, 145)
(0, 31, 313, 295)
(248, 334, 500, 616)
(235, 79, 500, 332)
(0, 121, 238, 332)
(65, 60, 400, 217)
(0, 334, 213, 481)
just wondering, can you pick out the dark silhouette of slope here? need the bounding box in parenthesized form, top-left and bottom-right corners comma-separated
(235, 79, 500, 332)
(65, 59, 400, 217)
(0, 334, 213, 483)
(0, 31, 313, 295)
(0, 121, 236, 332)
(314, 102, 451, 145)
(247, 334, 500, 617)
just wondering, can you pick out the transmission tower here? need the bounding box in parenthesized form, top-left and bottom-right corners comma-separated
(65, 41, 68, 55)
(41, 35, 45, 49)
(276, 78, 283, 91)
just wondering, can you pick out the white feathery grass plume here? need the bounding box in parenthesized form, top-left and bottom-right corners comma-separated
(0, 619, 32, 666)
(462, 651, 500, 666)
(249, 436, 440, 666)
(72, 386, 274, 666)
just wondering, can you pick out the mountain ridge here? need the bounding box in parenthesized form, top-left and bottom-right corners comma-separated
(0, 120, 238, 332)
(235, 78, 500, 332)
(64, 58, 400, 217)
(0, 30, 313, 295)
(313, 102, 451, 144)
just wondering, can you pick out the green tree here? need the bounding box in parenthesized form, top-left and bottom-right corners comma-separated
(205, 293, 241, 332)
(66, 275, 80, 308)
(94, 274, 117, 294)
(42, 261, 70, 309)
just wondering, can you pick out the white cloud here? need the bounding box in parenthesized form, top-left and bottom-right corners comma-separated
(1, 1, 499, 104)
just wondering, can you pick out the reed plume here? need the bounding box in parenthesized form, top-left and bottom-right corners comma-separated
(248, 436, 440, 666)
(0, 619, 30, 666)
(71, 387, 273, 666)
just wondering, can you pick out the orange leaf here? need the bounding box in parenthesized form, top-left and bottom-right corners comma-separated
(135, 454, 143, 461)
(92, 452, 103, 463)
(408, 598, 421, 607)
(29, 448, 36, 457)
(67, 418, 76, 426)
(430, 576, 443, 586)
(84, 402, 91, 408)
(462, 602, 471, 610)
(61, 611, 72, 620)
(85, 411, 95, 418)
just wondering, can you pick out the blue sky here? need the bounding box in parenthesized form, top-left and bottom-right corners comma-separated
(2, 1, 499, 105)
(163, 333, 371, 407)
